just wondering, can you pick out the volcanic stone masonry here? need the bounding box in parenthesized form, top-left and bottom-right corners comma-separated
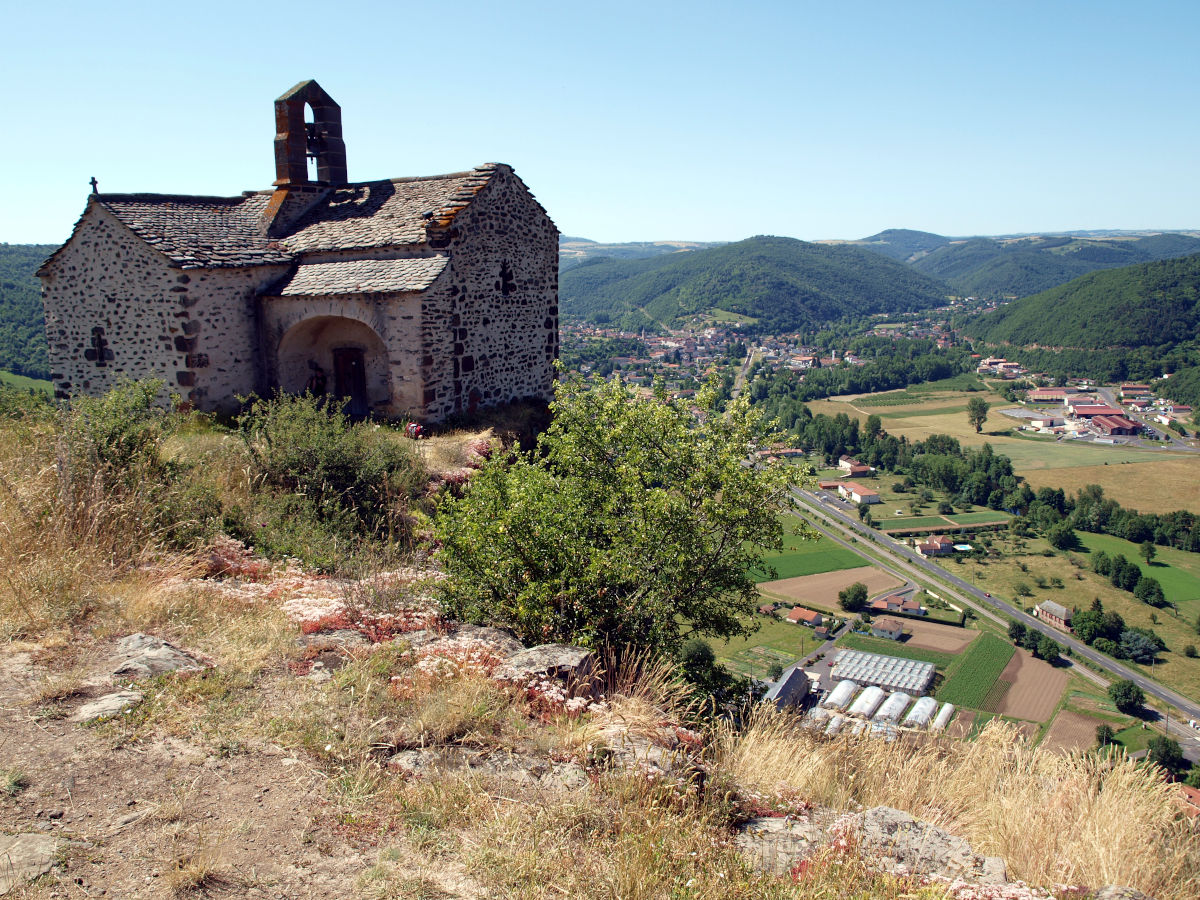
(38, 79, 559, 422)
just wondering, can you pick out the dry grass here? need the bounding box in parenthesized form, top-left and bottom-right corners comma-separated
(0, 765, 29, 796)
(1023, 456, 1200, 515)
(717, 708, 1200, 899)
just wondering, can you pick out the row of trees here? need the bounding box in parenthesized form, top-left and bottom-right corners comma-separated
(1070, 599, 1166, 664)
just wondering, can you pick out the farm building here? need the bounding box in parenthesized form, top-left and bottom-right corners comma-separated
(1029, 416, 1064, 429)
(838, 481, 880, 504)
(1069, 403, 1122, 419)
(787, 607, 824, 627)
(830, 649, 935, 695)
(1119, 383, 1152, 399)
(1035, 600, 1073, 632)
(870, 617, 904, 640)
(763, 664, 814, 710)
(1093, 414, 1139, 436)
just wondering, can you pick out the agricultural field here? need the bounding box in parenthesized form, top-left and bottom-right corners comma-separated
(805, 386, 1200, 514)
(754, 523, 868, 583)
(709, 613, 826, 677)
(0, 370, 51, 394)
(935, 634, 1016, 709)
(954, 534, 1200, 703)
(901, 618, 978, 653)
(987, 649, 1068, 722)
(759, 566, 903, 611)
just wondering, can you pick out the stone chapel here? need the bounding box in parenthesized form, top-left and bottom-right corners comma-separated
(38, 80, 559, 421)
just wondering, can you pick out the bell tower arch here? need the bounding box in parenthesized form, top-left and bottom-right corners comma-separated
(273, 79, 347, 186)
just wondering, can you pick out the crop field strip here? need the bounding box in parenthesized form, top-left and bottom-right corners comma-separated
(935, 634, 1016, 708)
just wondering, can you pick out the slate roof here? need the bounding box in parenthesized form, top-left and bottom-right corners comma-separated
(42, 165, 502, 274)
(271, 256, 450, 296)
(1037, 600, 1071, 621)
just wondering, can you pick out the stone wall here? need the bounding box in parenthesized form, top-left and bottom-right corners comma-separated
(40, 205, 284, 411)
(260, 293, 424, 416)
(419, 167, 559, 421)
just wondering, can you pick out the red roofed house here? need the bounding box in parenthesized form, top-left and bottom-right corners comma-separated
(1179, 784, 1200, 820)
(837, 455, 871, 477)
(838, 481, 880, 504)
(917, 535, 955, 557)
(871, 617, 904, 640)
(1035, 600, 1073, 632)
(870, 595, 926, 616)
(787, 607, 824, 627)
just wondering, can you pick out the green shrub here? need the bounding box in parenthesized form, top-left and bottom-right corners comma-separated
(235, 392, 428, 568)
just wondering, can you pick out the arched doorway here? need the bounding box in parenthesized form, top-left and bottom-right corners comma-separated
(277, 316, 389, 417)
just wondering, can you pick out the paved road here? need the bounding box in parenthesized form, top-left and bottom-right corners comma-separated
(791, 486, 1200, 760)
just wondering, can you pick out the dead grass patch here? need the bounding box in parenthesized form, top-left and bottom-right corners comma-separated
(717, 708, 1200, 898)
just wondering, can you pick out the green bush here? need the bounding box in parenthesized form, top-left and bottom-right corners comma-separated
(235, 392, 429, 569)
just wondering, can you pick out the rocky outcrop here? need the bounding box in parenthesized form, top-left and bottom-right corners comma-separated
(70, 690, 143, 724)
(386, 747, 589, 792)
(111, 633, 210, 679)
(737, 805, 1007, 885)
(495, 644, 594, 684)
(0, 833, 58, 895)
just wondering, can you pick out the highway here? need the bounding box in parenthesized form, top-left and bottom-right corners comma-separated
(790, 485, 1200, 759)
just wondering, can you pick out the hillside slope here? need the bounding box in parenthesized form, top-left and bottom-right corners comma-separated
(560, 235, 951, 332)
(911, 234, 1200, 299)
(963, 253, 1200, 349)
(558, 235, 722, 271)
(853, 228, 952, 262)
(0, 244, 54, 379)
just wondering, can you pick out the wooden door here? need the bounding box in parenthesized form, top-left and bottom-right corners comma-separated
(332, 347, 368, 418)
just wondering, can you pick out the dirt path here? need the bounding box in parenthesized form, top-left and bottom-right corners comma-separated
(0, 650, 480, 899)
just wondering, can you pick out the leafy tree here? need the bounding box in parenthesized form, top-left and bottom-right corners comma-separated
(434, 375, 797, 655)
(1046, 521, 1079, 551)
(766, 661, 784, 681)
(1147, 736, 1187, 776)
(1095, 724, 1116, 747)
(1091, 551, 1112, 576)
(838, 582, 870, 613)
(1140, 541, 1157, 565)
(1119, 630, 1161, 664)
(1133, 576, 1166, 607)
(1036, 635, 1062, 662)
(966, 396, 990, 433)
(1007, 621, 1027, 644)
(1185, 645, 1197, 658)
(1108, 679, 1145, 715)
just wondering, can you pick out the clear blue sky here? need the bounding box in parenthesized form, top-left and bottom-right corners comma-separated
(4, 0, 1198, 244)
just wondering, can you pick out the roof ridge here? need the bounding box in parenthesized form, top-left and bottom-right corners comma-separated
(98, 193, 252, 204)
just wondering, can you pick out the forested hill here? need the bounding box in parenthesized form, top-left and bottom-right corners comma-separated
(906, 233, 1200, 299)
(851, 229, 951, 262)
(0, 244, 54, 380)
(962, 253, 1200, 350)
(559, 235, 951, 333)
